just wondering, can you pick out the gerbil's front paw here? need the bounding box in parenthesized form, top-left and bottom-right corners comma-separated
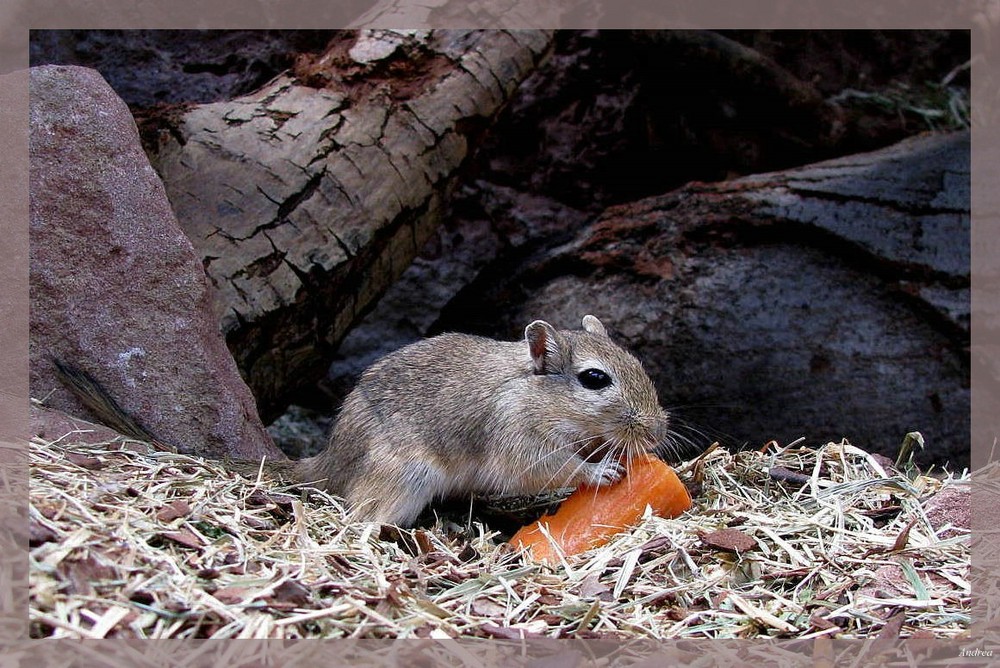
(581, 460, 625, 487)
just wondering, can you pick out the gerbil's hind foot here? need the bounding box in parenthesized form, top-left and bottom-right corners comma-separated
(346, 487, 433, 528)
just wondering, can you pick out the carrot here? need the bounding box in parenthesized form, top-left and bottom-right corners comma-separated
(510, 454, 692, 564)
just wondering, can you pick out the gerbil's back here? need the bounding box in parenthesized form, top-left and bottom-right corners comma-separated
(355, 333, 527, 450)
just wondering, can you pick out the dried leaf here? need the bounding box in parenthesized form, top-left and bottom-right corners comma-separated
(29, 519, 58, 547)
(65, 452, 103, 470)
(769, 466, 811, 485)
(877, 610, 906, 640)
(637, 535, 672, 560)
(892, 518, 919, 552)
(58, 556, 116, 596)
(155, 499, 191, 522)
(471, 598, 508, 617)
(158, 528, 203, 550)
(700, 528, 758, 553)
(212, 586, 250, 605)
(577, 573, 612, 601)
(809, 614, 840, 631)
(482, 622, 544, 640)
(457, 543, 479, 562)
(270, 579, 313, 607)
(414, 530, 434, 555)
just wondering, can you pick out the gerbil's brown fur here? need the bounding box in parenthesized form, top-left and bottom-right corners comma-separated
(296, 315, 669, 526)
(54, 315, 670, 528)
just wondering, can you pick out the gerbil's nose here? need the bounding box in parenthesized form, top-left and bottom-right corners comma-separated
(624, 409, 668, 449)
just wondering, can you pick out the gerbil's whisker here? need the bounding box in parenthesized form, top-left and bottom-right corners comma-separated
(528, 429, 622, 491)
(525, 434, 600, 489)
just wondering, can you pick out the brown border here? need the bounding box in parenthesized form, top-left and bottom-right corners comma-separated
(4, 0, 994, 664)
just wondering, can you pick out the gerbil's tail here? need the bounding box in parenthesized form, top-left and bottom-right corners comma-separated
(50, 358, 174, 451)
(223, 457, 301, 482)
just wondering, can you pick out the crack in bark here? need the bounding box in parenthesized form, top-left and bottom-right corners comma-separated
(255, 184, 282, 206)
(399, 101, 443, 141)
(458, 60, 501, 108)
(480, 57, 509, 100)
(340, 150, 366, 179)
(309, 128, 346, 167)
(322, 172, 356, 207)
(205, 225, 239, 243)
(784, 184, 970, 217)
(276, 169, 325, 221)
(379, 143, 407, 183)
(330, 231, 354, 259)
(237, 169, 327, 243)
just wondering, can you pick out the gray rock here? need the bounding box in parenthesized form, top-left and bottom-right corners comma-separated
(29, 65, 281, 460)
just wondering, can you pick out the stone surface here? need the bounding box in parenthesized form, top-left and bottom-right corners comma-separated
(29, 65, 281, 460)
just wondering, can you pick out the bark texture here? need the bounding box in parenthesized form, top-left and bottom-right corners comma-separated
(148, 30, 553, 421)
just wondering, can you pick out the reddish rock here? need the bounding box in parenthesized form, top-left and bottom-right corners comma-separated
(29, 65, 281, 460)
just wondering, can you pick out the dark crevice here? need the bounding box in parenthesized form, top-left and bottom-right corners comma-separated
(783, 184, 970, 217)
(277, 169, 325, 221)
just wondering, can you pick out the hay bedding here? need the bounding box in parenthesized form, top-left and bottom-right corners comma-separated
(28, 427, 969, 641)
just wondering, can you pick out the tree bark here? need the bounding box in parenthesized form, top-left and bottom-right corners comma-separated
(148, 29, 553, 422)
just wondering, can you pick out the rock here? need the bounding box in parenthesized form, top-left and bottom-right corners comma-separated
(435, 131, 970, 468)
(29, 65, 281, 461)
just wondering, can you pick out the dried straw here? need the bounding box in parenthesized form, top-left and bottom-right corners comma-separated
(29, 430, 969, 640)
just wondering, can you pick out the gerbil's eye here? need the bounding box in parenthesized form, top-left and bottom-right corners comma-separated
(578, 368, 612, 390)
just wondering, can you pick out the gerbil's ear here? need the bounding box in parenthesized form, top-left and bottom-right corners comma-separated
(582, 314, 607, 336)
(525, 320, 566, 374)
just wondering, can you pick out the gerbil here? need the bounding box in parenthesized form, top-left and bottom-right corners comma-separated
(52, 315, 671, 528)
(295, 315, 670, 526)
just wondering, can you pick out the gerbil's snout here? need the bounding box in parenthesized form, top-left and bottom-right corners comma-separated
(620, 405, 670, 451)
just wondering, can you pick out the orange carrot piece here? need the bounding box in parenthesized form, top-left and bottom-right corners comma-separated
(510, 454, 692, 563)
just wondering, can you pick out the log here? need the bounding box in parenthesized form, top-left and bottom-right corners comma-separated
(147, 29, 553, 421)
